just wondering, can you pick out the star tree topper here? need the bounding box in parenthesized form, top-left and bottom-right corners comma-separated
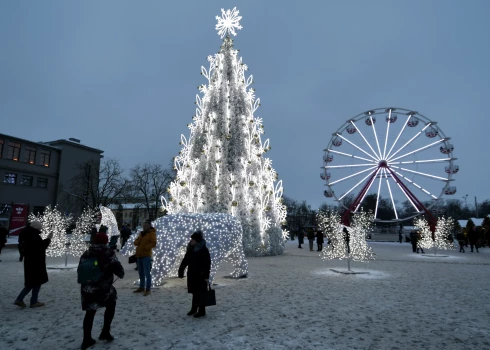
(216, 7, 242, 38)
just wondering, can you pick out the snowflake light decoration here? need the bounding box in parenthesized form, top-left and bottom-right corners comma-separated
(216, 7, 242, 38)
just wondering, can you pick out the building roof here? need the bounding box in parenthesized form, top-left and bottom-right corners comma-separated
(44, 139, 104, 154)
(0, 133, 60, 152)
(457, 218, 484, 227)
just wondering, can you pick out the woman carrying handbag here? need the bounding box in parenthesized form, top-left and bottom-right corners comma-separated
(178, 231, 211, 318)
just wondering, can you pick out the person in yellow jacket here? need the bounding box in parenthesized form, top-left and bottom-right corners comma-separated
(133, 220, 157, 296)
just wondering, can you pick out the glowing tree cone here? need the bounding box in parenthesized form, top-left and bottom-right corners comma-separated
(415, 216, 455, 254)
(71, 207, 97, 257)
(317, 210, 376, 267)
(28, 205, 72, 258)
(162, 8, 287, 257)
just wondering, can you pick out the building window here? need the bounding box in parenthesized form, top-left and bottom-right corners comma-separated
(39, 150, 51, 167)
(7, 142, 21, 161)
(24, 146, 37, 164)
(3, 173, 17, 184)
(0, 139, 4, 158)
(20, 175, 33, 186)
(37, 177, 48, 188)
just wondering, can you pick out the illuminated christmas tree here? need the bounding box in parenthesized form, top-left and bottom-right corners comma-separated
(162, 8, 287, 257)
(415, 216, 455, 253)
(317, 210, 376, 262)
(28, 205, 72, 257)
(70, 207, 97, 256)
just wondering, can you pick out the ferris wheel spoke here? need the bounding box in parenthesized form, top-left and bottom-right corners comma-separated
(382, 109, 393, 159)
(384, 171, 399, 220)
(338, 167, 378, 201)
(374, 168, 384, 219)
(390, 173, 421, 213)
(389, 165, 449, 181)
(355, 168, 382, 211)
(385, 115, 411, 159)
(369, 116, 383, 159)
(326, 149, 377, 163)
(325, 163, 375, 169)
(388, 138, 446, 163)
(329, 165, 378, 186)
(350, 121, 380, 160)
(335, 133, 379, 161)
(386, 123, 433, 161)
(392, 169, 438, 199)
(389, 158, 453, 165)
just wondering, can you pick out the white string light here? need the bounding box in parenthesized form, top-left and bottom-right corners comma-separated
(120, 213, 248, 286)
(71, 207, 97, 256)
(97, 206, 119, 238)
(28, 205, 72, 257)
(415, 216, 455, 251)
(317, 210, 376, 262)
(162, 9, 287, 257)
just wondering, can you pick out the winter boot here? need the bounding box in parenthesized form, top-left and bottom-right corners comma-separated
(187, 306, 198, 316)
(194, 307, 206, 318)
(143, 289, 151, 296)
(30, 302, 45, 308)
(98, 328, 114, 342)
(81, 338, 96, 350)
(133, 288, 144, 293)
(14, 300, 26, 308)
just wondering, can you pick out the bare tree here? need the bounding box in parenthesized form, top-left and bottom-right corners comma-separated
(62, 158, 131, 212)
(129, 163, 175, 220)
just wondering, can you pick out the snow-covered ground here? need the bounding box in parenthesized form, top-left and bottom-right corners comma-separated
(1, 240, 489, 350)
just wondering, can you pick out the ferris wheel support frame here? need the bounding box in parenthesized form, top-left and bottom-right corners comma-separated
(341, 163, 437, 237)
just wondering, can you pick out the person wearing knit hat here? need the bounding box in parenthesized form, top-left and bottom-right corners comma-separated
(178, 230, 211, 318)
(78, 226, 125, 349)
(14, 220, 53, 309)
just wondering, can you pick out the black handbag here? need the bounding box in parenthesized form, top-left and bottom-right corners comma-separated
(128, 254, 137, 264)
(203, 282, 216, 307)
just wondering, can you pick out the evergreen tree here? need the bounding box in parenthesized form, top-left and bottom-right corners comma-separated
(163, 8, 287, 256)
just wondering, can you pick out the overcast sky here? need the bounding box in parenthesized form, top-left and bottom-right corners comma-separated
(1, 0, 489, 210)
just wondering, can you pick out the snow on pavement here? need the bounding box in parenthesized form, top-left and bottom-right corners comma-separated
(0, 240, 489, 350)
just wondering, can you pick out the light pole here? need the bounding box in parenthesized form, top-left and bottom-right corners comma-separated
(462, 194, 468, 208)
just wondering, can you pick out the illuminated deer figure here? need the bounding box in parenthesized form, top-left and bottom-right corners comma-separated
(121, 213, 248, 285)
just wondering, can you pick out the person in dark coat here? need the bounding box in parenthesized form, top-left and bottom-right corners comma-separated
(0, 223, 8, 262)
(119, 224, 132, 248)
(297, 229, 304, 248)
(409, 230, 418, 253)
(14, 220, 52, 308)
(343, 227, 351, 254)
(456, 231, 465, 253)
(79, 233, 125, 350)
(17, 222, 30, 262)
(178, 231, 211, 318)
(316, 230, 324, 251)
(467, 227, 479, 253)
(307, 229, 315, 251)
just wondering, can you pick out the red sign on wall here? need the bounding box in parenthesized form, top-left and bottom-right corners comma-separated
(9, 204, 29, 236)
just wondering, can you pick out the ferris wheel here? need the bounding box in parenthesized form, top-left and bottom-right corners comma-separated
(321, 108, 458, 223)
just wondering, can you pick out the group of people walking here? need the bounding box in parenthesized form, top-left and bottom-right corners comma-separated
(297, 228, 325, 251)
(11, 219, 212, 350)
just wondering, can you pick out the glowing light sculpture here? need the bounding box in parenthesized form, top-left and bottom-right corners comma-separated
(70, 207, 97, 256)
(97, 206, 119, 238)
(415, 216, 455, 254)
(317, 210, 376, 265)
(120, 213, 248, 285)
(162, 8, 287, 257)
(28, 205, 72, 257)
